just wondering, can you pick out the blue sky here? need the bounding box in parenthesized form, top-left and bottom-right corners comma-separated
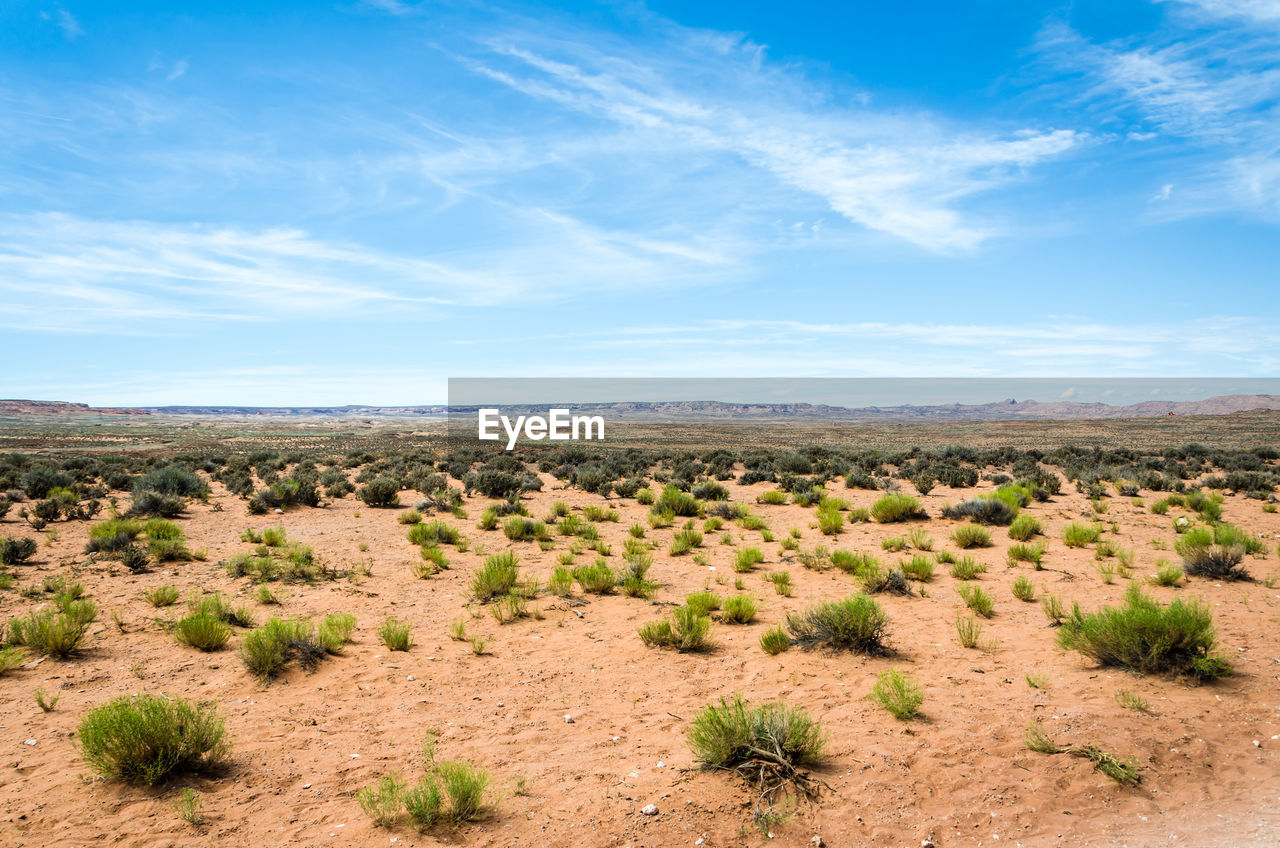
(1, 0, 1277, 405)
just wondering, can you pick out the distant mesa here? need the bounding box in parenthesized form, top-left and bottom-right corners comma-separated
(3, 394, 1279, 423)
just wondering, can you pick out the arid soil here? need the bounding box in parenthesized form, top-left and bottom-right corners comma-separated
(2, 472, 1279, 848)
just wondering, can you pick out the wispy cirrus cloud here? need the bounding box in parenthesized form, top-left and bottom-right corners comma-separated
(459, 25, 1082, 252)
(1036, 3, 1280, 217)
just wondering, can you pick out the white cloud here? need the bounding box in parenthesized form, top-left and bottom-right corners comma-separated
(56, 8, 83, 39)
(464, 25, 1082, 252)
(1158, 0, 1280, 22)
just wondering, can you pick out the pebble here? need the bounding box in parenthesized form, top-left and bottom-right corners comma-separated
(407, 675, 414, 682)
(564, 714, 574, 724)
(23, 739, 37, 746)
(640, 804, 658, 816)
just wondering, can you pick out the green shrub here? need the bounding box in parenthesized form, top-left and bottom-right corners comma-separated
(1056, 584, 1230, 679)
(1008, 514, 1042, 541)
(318, 613, 357, 653)
(816, 508, 843, 535)
(414, 545, 449, 577)
(78, 693, 227, 784)
(949, 556, 986, 580)
(869, 669, 923, 720)
(397, 509, 422, 525)
(734, 547, 764, 572)
(548, 566, 574, 596)
(768, 571, 793, 596)
(957, 583, 994, 617)
(1174, 524, 1251, 580)
(357, 477, 401, 508)
(955, 614, 983, 648)
(0, 536, 38, 565)
(1151, 562, 1184, 587)
(757, 490, 787, 505)
(358, 773, 405, 828)
(759, 625, 790, 655)
(786, 594, 888, 653)
(941, 496, 1017, 525)
(950, 523, 991, 549)
(7, 609, 89, 657)
(409, 520, 462, 546)
(574, 561, 616, 594)
(175, 613, 231, 652)
(720, 595, 758, 624)
(0, 645, 28, 675)
(870, 493, 925, 523)
(1012, 576, 1036, 601)
(471, 551, 520, 601)
(1041, 593, 1066, 624)
(687, 696, 826, 785)
(260, 526, 288, 547)
(669, 525, 703, 555)
(240, 617, 323, 679)
(685, 590, 722, 617)
(654, 485, 701, 517)
(1007, 541, 1046, 567)
(901, 554, 934, 581)
(145, 584, 180, 607)
(502, 517, 547, 542)
(1063, 522, 1101, 547)
(638, 606, 713, 652)
(378, 617, 413, 651)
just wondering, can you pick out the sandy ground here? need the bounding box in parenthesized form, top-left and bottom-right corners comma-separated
(1, 472, 1278, 848)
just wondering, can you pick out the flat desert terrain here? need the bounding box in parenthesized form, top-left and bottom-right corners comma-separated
(1, 423, 1278, 848)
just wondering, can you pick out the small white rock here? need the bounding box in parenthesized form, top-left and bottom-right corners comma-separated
(407, 675, 414, 681)
(564, 714, 574, 724)
(640, 803, 658, 816)
(24, 739, 37, 746)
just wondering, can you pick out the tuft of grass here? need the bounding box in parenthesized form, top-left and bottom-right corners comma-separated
(1041, 593, 1066, 625)
(1008, 541, 1047, 568)
(357, 773, 406, 828)
(78, 693, 228, 785)
(734, 547, 765, 572)
(1024, 721, 1140, 785)
(174, 612, 232, 652)
(901, 554, 935, 582)
(1025, 671, 1048, 689)
(1115, 689, 1151, 712)
(957, 583, 994, 617)
(870, 493, 925, 523)
(573, 561, 616, 594)
(1063, 522, 1102, 548)
(1011, 576, 1036, 602)
(687, 696, 826, 800)
(318, 613, 357, 653)
(785, 594, 888, 654)
(240, 617, 323, 679)
(1151, 561, 1184, 587)
(35, 687, 60, 712)
(949, 556, 986, 580)
(638, 606, 714, 652)
(1174, 524, 1252, 580)
(145, 584, 180, 607)
(175, 787, 205, 827)
(720, 594, 758, 624)
(906, 528, 934, 551)
(7, 609, 90, 658)
(955, 614, 984, 649)
(759, 625, 790, 655)
(471, 550, 520, 601)
(950, 523, 992, 549)
(1056, 584, 1231, 680)
(0, 646, 28, 675)
(768, 571, 793, 596)
(378, 617, 413, 651)
(868, 668, 924, 720)
(1008, 514, 1042, 541)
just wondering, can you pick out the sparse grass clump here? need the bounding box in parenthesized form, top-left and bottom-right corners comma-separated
(1151, 561, 1184, 587)
(638, 606, 713, 652)
(901, 554, 935, 581)
(941, 496, 1018, 525)
(868, 669, 923, 720)
(1008, 514, 1042, 541)
(78, 693, 228, 785)
(7, 609, 90, 658)
(1024, 721, 1140, 785)
(318, 613, 357, 653)
(687, 696, 826, 803)
(174, 612, 232, 652)
(768, 571, 793, 596)
(1008, 541, 1047, 568)
(574, 561, 616, 594)
(240, 617, 324, 679)
(1056, 584, 1230, 680)
(785, 594, 888, 653)
(378, 617, 413, 651)
(949, 556, 986, 580)
(145, 584, 180, 607)
(955, 614, 984, 648)
(720, 594, 758, 624)
(1063, 522, 1102, 548)
(670, 525, 704, 555)
(760, 625, 790, 655)
(951, 523, 992, 549)
(734, 547, 764, 572)
(957, 583, 994, 617)
(871, 493, 925, 523)
(471, 551, 520, 601)
(1011, 576, 1036, 602)
(1175, 524, 1252, 580)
